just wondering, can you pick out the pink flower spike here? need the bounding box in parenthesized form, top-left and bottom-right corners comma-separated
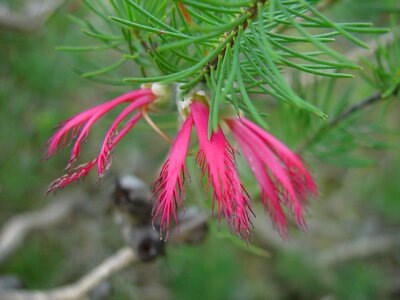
(45, 109, 97, 160)
(229, 159, 254, 241)
(47, 159, 97, 194)
(48, 111, 145, 193)
(228, 119, 288, 237)
(228, 118, 317, 229)
(97, 111, 144, 179)
(190, 101, 252, 239)
(97, 96, 155, 177)
(45, 87, 161, 193)
(152, 114, 193, 236)
(242, 118, 318, 199)
(45, 88, 154, 162)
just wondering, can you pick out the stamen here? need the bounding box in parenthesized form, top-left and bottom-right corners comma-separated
(142, 109, 173, 145)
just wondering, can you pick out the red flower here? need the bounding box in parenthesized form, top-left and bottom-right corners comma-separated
(46, 86, 316, 240)
(152, 114, 193, 236)
(226, 117, 317, 237)
(152, 99, 316, 239)
(152, 101, 253, 240)
(190, 101, 252, 239)
(45, 87, 157, 192)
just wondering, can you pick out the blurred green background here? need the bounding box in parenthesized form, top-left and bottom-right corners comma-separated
(0, 0, 399, 299)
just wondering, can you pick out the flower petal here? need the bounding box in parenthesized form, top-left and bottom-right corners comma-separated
(47, 111, 145, 193)
(242, 118, 317, 198)
(191, 101, 252, 239)
(228, 118, 310, 228)
(152, 114, 193, 236)
(97, 96, 155, 177)
(47, 159, 97, 194)
(45, 88, 153, 161)
(48, 89, 156, 193)
(228, 119, 287, 236)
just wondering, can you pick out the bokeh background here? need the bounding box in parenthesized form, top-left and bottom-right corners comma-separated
(0, 0, 399, 299)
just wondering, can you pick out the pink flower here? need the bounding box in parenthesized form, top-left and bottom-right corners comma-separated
(46, 86, 316, 240)
(45, 87, 157, 192)
(226, 117, 318, 237)
(190, 101, 253, 239)
(152, 114, 193, 236)
(153, 99, 316, 239)
(153, 101, 253, 240)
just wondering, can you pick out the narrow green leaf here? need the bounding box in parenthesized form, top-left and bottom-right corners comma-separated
(156, 13, 250, 52)
(56, 42, 123, 52)
(219, 26, 244, 114)
(210, 45, 231, 136)
(298, 0, 370, 48)
(124, 31, 235, 83)
(178, 0, 243, 13)
(276, 1, 359, 68)
(279, 57, 354, 78)
(123, 0, 188, 36)
(81, 29, 124, 41)
(237, 66, 269, 129)
(109, 16, 188, 38)
(81, 58, 126, 78)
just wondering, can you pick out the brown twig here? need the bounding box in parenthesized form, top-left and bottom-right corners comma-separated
(317, 233, 400, 267)
(0, 193, 84, 264)
(0, 247, 136, 300)
(0, 213, 208, 300)
(0, 0, 67, 33)
(297, 91, 387, 154)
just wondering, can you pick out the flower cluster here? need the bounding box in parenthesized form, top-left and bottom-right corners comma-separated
(45, 84, 317, 240)
(45, 85, 162, 191)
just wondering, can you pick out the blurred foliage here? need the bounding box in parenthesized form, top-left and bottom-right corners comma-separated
(332, 263, 385, 300)
(1, 235, 67, 289)
(274, 251, 325, 299)
(363, 155, 400, 223)
(334, 264, 385, 300)
(167, 238, 240, 300)
(0, 1, 399, 300)
(0, 2, 84, 212)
